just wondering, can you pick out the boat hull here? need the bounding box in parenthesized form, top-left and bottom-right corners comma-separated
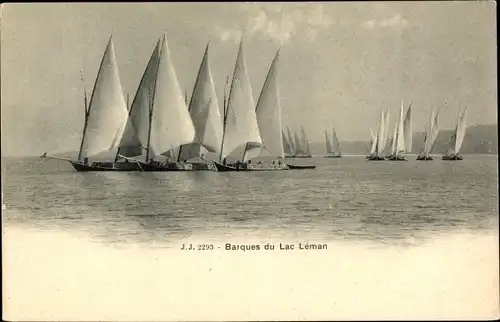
(213, 161, 289, 172)
(416, 155, 433, 161)
(71, 161, 142, 172)
(366, 155, 385, 161)
(287, 164, 316, 170)
(442, 155, 463, 161)
(386, 155, 408, 161)
(324, 154, 342, 158)
(285, 155, 312, 158)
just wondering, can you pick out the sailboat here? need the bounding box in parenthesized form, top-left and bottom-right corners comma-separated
(324, 127, 342, 158)
(175, 43, 222, 170)
(367, 108, 386, 160)
(442, 106, 467, 160)
(117, 32, 196, 171)
(386, 100, 407, 161)
(417, 108, 440, 160)
(213, 40, 287, 171)
(403, 102, 412, 155)
(41, 35, 141, 171)
(283, 125, 296, 158)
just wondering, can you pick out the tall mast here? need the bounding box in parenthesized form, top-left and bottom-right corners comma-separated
(219, 75, 230, 162)
(77, 70, 89, 162)
(145, 87, 154, 162)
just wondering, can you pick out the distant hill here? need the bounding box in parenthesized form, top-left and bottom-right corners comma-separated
(30, 124, 497, 159)
(310, 124, 497, 155)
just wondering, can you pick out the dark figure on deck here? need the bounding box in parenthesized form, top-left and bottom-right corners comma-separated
(223, 158, 227, 165)
(83, 157, 89, 165)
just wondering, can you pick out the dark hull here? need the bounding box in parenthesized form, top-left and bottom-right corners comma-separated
(442, 155, 463, 161)
(285, 155, 312, 158)
(416, 155, 433, 161)
(287, 164, 316, 170)
(71, 161, 142, 172)
(386, 156, 408, 161)
(366, 155, 385, 161)
(324, 154, 342, 158)
(213, 161, 288, 172)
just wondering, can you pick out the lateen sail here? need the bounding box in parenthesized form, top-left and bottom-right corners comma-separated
(254, 50, 284, 158)
(403, 102, 412, 153)
(331, 128, 341, 154)
(282, 129, 292, 155)
(325, 130, 332, 154)
(286, 126, 296, 155)
(453, 107, 467, 154)
(375, 109, 385, 156)
(395, 100, 406, 155)
(369, 128, 377, 154)
(220, 38, 263, 159)
(80, 36, 129, 160)
(428, 109, 440, 153)
(300, 127, 311, 155)
(382, 108, 390, 153)
(293, 131, 303, 154)
(117, 93, 143, 158)
(123, 38, 162, 159)
(149, 33, 196, 156)
(423, 108, 435, 155)
(178, 43, 223, 161)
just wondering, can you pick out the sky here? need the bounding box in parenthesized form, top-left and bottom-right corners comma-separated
(1, 2, 497, 157)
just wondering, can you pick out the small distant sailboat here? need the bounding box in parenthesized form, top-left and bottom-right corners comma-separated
(417, 108, 440, 160)
(324, 127, 342, 158)
(367, 108, 386, 160)
(386, 100, 407, 161)
(41, 35, 140, 171)
(442, 106, 467, 161)
(283, 125, 296, 158)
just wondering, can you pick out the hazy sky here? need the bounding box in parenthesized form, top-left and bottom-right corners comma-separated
(1, 2, 497, 156)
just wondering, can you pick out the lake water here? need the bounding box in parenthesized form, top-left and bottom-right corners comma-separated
(2, 155, 498, 246)
(2, 155, 499, 320)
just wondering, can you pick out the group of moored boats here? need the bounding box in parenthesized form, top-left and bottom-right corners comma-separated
(41, 33, 317, 172)
(366, 100, 468, 161)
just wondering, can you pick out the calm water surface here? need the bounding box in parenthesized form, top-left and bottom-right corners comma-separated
(2, 155, 498, 247)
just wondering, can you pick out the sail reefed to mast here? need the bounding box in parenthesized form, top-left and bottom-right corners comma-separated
(79, 36, 130, 160)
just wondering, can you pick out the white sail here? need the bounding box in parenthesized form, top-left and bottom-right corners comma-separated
(125, 39, 162, 158)
(391, 123, 398, 155)
(423, 108, 435, 155)
(395, 101, 406, 155)
(403, 102, 413, 153)
(149, 33, 196, 156)
(282, 130, 292, 155)
(382, 108, 390, 153)
(80, 36, 129, 160)
(293, 131, 303, 154)
(369, 128, 377, 154)
(286, 126, 296, 155)
(255, 50, 284, 158)
(220, 38, 262, 159)
(375, 109, 385, 156)
(116, 94, 143, 158)
(331, 128, 341, 154)
(454, 107, 467, 154)
(178, 43, 223, 161)
(428, 109, 441, 153)
(300, 127, 311, 155)
(325, 130, 332, 154)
